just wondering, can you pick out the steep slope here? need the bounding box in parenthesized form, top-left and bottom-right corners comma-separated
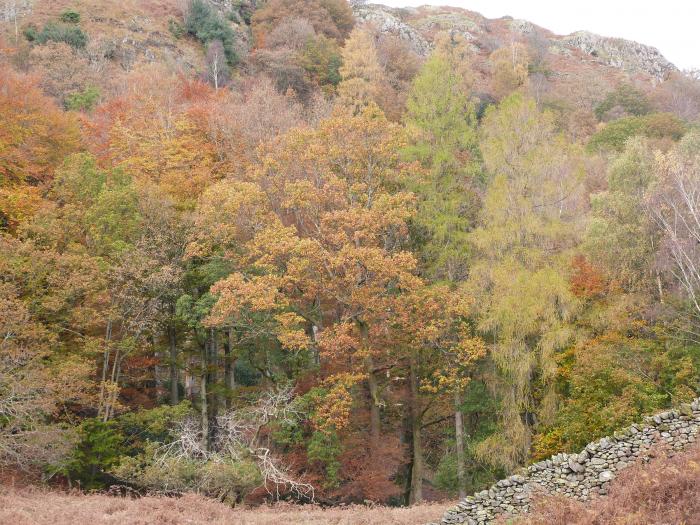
(354, 3, 676, 80)
(354, 3, 677, 113)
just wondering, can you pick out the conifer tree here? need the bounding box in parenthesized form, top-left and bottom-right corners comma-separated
(337, 28, 384, 113)
(470, 94, 584, 469)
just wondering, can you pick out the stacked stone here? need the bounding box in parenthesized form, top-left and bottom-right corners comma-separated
(431, 398, 700, 525)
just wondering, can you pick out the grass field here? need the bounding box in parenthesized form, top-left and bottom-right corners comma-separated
(0, 488, 452, 525)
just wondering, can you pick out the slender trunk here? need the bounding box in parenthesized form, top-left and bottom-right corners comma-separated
(169, 324, 179, 405)
(409, 355, 423, 504)
(102, 343, 121, 422)
(455, 390, 466, 499)
(209, 328, 220, 436)
(200, 340, 209, 451)
(359, 321, 380, 447)
(104, 352, 122, 421)
(224, 328, 236, 406)
(98, 320, 112, 419)
(152, 336, 162, 390)
(656, 272, 665, 304)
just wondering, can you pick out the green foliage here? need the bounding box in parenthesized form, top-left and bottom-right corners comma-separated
(114, 447, 261, 503)
(84, 170, 141, 256)
(533, 333, 700, 459)
(307, 430, 342, 488)
(24, 21, 87, 49)
(435, 381, 504, 495)
(404, 52, 481, 281)
(585, 137, 659, 292)
(587, 113, 687, 152)
(168, 18, 185, 39)
(113, 402, 192, 455)
(299, 35, 343, 87)
(470, 94, 584, 469)
(57, 404, 193, 489)
(595, 84, 652, 121)
(60, 10, 81, 24)
(185, 0, 238, 65)
(59, 419, 124, 489)
(64, 86, 100, 112)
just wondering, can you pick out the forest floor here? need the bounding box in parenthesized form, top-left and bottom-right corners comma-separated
(0, 488, 453, 525)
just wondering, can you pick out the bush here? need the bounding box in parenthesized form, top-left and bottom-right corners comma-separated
(56, 404, 192, 489)
(25, 21, 87, 49)
(185, 0, 238, 65)
(168, 18, 185, 39)
(595, 84, 652, 121)
(58, 419, 125, 489)
(65, 86, 100, 111)
(60, 10, 81, 24)
(587, 112, 687, 152)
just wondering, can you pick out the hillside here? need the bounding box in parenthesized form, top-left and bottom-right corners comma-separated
(1, 0, 700, 520)
(0, 0, 687, 112)
(355, 3, 677, 92)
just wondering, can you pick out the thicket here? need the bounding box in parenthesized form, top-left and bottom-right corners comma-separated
(24, 20, 87, 49)
(185, 0, 237, 65)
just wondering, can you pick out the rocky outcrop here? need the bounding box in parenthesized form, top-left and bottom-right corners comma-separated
(353, 4, 677, 82)
(559, 30, 677, 80)
(353, 4, 431, 56)
(430, 398, 700, 525)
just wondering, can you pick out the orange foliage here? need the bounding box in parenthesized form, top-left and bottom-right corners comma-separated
(0, 66, 80, 230)
(252, 0, 354, 48)
(570, 255, 606, 299)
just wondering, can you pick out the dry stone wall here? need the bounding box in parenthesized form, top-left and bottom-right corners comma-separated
(431, 398, 700, 525)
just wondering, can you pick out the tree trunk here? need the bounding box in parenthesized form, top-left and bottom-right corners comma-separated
(224, 328, 236, 407)
(98, 319, 112, 419)
(207, 329, 218, 447)
(455, 389, 466, 499)
(409, 355, 424, 504)
(200, 340, 209, 451)
(169, 324, 179, 405)
(359, 321, 381, 447)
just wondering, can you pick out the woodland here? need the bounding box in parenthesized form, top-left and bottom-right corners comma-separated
(1, 0, 700, 512)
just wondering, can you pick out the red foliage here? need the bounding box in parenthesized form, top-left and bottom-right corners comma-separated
(570, 255, 606, 299)
(334, 433, 406, 503)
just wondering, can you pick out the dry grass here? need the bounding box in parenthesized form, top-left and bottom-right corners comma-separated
(0, 488, 452, 525)
(514, 442, 700, 525)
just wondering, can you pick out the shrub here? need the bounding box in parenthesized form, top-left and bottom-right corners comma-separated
(595, 83, 652, 121)
(60, 10, 81, 24)
(185, 0, 238, 65)
(56, 404, 193, 489)
(168, 18, 185, 39)
(65, 86, 100, 111)
(24, 21, 87, 49)
(587, 112, 687, 152)
(58, 419, 124, 489)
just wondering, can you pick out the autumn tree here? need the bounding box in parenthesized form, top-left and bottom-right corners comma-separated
(585, 137, 660, 296)
(337, 28, 385, 113)
(469, 94, 584, 469)
(489, 43, 530, 101)
(0, 66, 80, 232)
(649, 130, 700, 320)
